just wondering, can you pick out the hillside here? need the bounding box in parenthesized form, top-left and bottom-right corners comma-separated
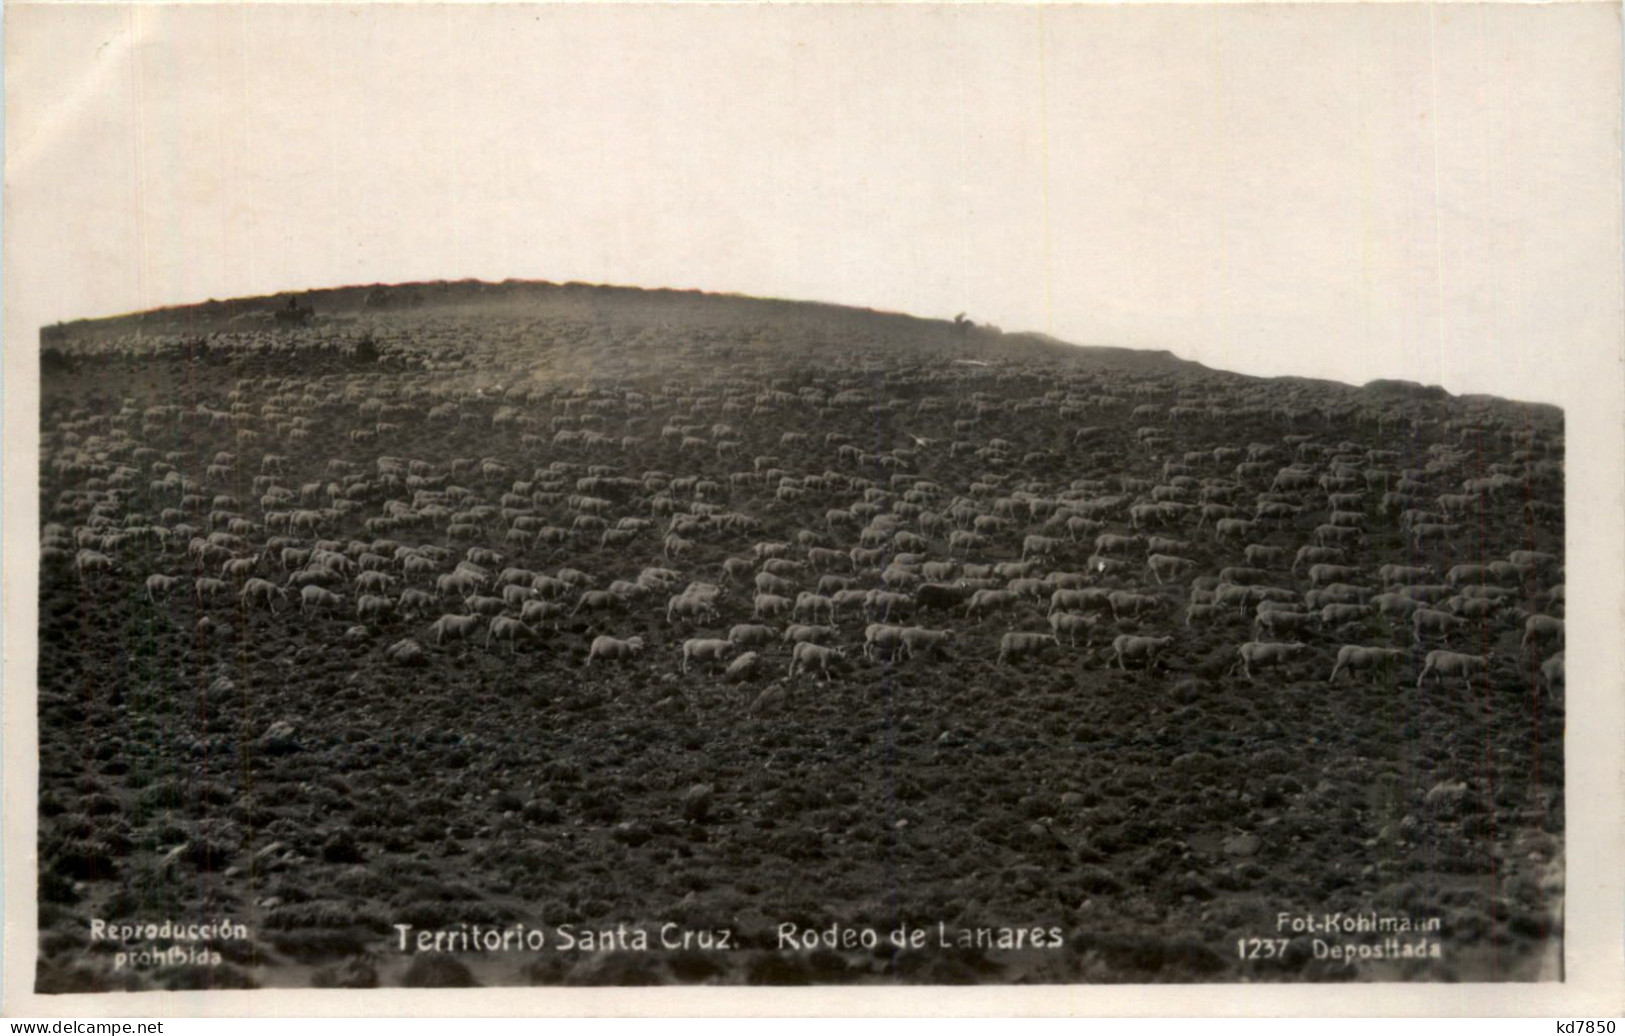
(36, 281, 1563, 989)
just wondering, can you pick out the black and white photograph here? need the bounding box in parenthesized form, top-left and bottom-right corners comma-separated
(5, 0, 1622, 1015)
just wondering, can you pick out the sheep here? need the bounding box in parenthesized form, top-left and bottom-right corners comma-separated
(1378, 564, 1435, 586)
(1412, 607, 1468, 642)
(237, 577, 284, 612)
(1021, 534, 1063, 561)
(397, 588, 436, 617)
(1539, 651, 1565, 697)
(1050, 588, 1111, 615)
(430, 613, 480, 645)
(1328, 645, 1405, 683)
(1111, 634, 1174, 670)
(587, 634, 645, 665)
(681, 638, 735, 674)
(1255, 608, 1315, 639)
(75, 549, 116, 578)
(1214, 518, 1258, 541)
(727, 624, 777, 648)
(573, 590, 623, 616)
(436, 571, 482, 598)
(723, 652, 760, 682)
(667, 593, 719, 625)
(998, 632, 1059, 666)
(1315, 524, 1361, 547)
(787, 641, 844, 681)
(1230, 641, 1310, 679)
(1522, 614, 1565, 652)
(1184, 602, 1221, 627)
(965, 588, 1019, 620)
(220, 554, 262, 581)
(864, 590, 915, 621)
(793, 591, 837, 624)
(384, 639, 427, 666)
(1445, 563, 1500, 587)
(356, 593, 394, 621)
(1217, 566, 1271, 586)
(1107, 591, 1162, 622)
(1319, 603, 1373, 629)
(1006, 577, 1052, 600)
(752, 593, 793, 620)
(1371, 592, 1422, 619)
(465, 594, 507, 618)
(806, 547, 849, 572)
(754, 571, 796, 596)
(520, 599, 565, 630)
(899, 626, 952, 660)
(1047, 611, 1095, 646)
(1146, 554, 1196, 585)
(145, 573, 180, 604)
(486, 616, 531, 654)
(864, 623, 909, 660)
(1307, 563, 1360, 588)
(355, 570, 394, 594)
(1509, 549, 1559, 575)
(299, 585, 345, 615)
(1447, 595, 1501, 620)
(1417, 650, 1490, 688)
(1243, 544, 1289, 568)
(1093, 533, 1141, 557)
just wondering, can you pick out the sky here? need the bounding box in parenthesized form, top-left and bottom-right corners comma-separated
(5, 2, 1622, 407)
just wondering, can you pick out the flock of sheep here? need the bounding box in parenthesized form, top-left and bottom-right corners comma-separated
(43, 316, 1564, 714)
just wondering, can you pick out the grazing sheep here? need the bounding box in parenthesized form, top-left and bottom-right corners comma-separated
(573, 590, 623, 616)
(784, 624, 839, 646)
(1111, 634, 1174, 670)
(486, 616, 531, 654)
(1412, 607, 1468, 642)
(723, 652, 761, 682)
(998, 632, 1059, 666)
(1254, 608, 1315, 638)
(788, 641, 844, 681)
(1522, 614, 1564, 651)
(384, 638, 426, 666)
(1417, 650, 1491, 688)
(1328, 645, 1405, 683)
(356, 593, 394, 621)
(681, 638, 735, 674)
(520, 599, 565, 630)
(899, 626, 952, 660)
(299, 585, 345, 615)
(965, 588, 1019, 620)
(75, 549, 116, 578)
(667, 592, 719, 624)
(1230, 641, 1309, 679)
(1307, 563, 1360, 588)
(397, 588, 436, 617)
(1047, 611, 1095, 646)
(793, 592, 836, 624)
(1107, 591, 1162, 622)
(430, 613, 480, 645)
(727, 624, 777, 648)
(586, 634, 645, 665)
(145, 573, 180, 604)
(1539, 651, 1565, 697)
(1146, 554, 1196, 585)
(1318, 603, 1373, 629)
